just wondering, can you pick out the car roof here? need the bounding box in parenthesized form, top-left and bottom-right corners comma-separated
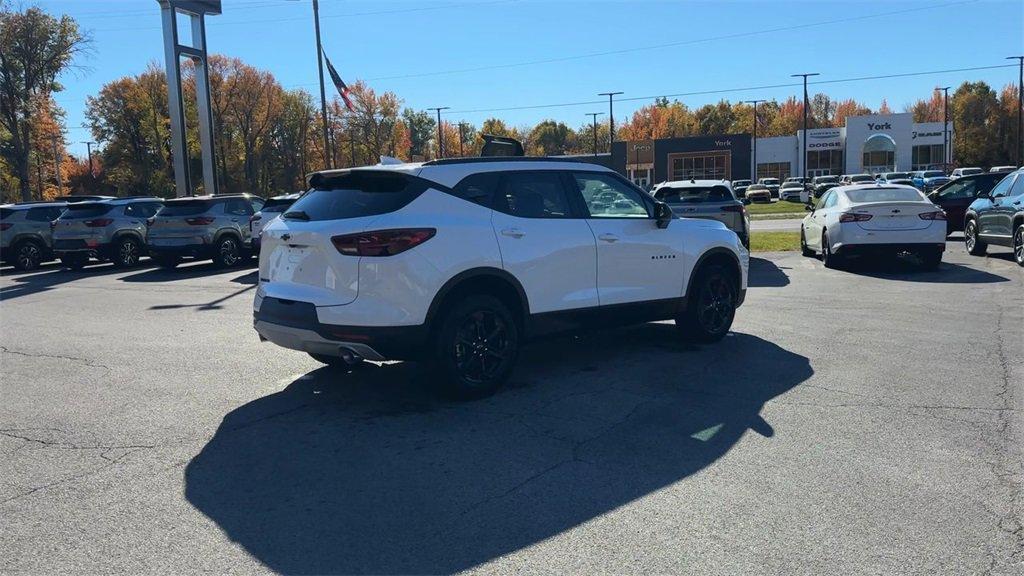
(164, 194, 257, 202)
(0, 201, 67, 210)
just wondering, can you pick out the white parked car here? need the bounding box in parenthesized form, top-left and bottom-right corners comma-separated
(250, 193, 301, 253)
(800, 184, 947, 269)
(779, 181, 804, 202)
(950, 167, 983, 179)
(255, 158, 749, 398)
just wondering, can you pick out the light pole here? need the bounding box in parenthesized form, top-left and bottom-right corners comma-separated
(305, 0, 332, 169)
(598, 91, 623, 149)
(1008, 56, 1023, 166)
(586, 112, 604, 158)
(791, 73, 819, 184)
(458, 122, 466, 157)
(428, 107, 449, 159)
(936, 86, 950, 169)
(81, 141, 95, 176)
(742, 100, 764, 181)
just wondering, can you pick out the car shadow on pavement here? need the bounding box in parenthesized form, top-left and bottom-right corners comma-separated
(0, 262, 146, 301)
(748, 257, 790, 287)
(838, 258, 1010, 283)
(119, 261, 257, 284)
(185, 326, 812, 574)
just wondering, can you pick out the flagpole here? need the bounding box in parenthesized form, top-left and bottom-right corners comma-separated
(312, 0, 331, 169)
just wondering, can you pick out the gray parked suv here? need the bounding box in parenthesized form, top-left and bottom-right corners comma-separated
(651, 179, 749, 248)
(146, 194, 264, 269)
(0, 201, 67, 271)
(52, 197, 164, 269)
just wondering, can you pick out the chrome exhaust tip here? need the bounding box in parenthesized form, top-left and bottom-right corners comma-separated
(338, 347, 362, 365)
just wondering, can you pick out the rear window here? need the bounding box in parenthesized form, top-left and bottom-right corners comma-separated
(923, 171, 945, 178)
(284, 172, 423, 221)
(761, 179, 779, 185)
(845, 188, 924, 203)
(160, 200, 214, 216)
(655, 185, 734, 203)
(59, 203, 114, 219)
(0, 208, 13, 220)
(261, 197, 298, 213)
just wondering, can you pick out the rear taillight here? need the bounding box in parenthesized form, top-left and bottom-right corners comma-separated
(919, 211, 946, 220)
(84, 218, 113, 227)
(331, 228, 436, 257)
(722, 204, 745, 213)
(0, 223, 12, 231)
(839, 212, 873, 223)
(185, 216, 215, 225)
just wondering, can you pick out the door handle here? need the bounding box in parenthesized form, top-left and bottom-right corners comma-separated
(1014, 200, 1021, 205)
(598, 233, 619, 243)
(500, 228, 525, 238)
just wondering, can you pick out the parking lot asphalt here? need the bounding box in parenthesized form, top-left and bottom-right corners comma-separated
(1, 242, 1022, 575)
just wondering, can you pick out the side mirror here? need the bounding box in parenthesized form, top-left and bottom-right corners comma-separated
(655, 202, 673, 229)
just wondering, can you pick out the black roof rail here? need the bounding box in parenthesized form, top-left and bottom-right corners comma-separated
(422, 156, 605, 166)
(116, 195, 164, 201)
(10, 200, 58, 206)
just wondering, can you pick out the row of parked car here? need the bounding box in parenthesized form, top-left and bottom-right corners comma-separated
(0, 192, 302, 271)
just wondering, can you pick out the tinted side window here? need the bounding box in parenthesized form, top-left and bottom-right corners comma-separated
(225, 199, 253, 216)
(496, 172, 572, 219)
(125, 203, 162, 218)
(26, 207, 60, 222)
(938, 180, 975, 200)
(452, 172, 499, 208)
(1010, 174, 1024, 197)
(989, 175, 1015, 198)
(249, 197, 265, 212)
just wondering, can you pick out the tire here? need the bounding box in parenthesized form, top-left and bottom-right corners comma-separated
(152, 254, 181, 269)
(964, 219, 986, 256)
(676, 263, 737, 343)
(11, 239, 43, 271)
(309, 352, 365, 368)
(212, 236, 241, 268)
(1013, 223, 1024, 267)
(60, 253, 89, 270)
(112, 237, 141, 268)
(431, 294, 520, 400)
(919, 248, 942, 270)
(821, 230, 843, 269)
(800, 227, 815, 257)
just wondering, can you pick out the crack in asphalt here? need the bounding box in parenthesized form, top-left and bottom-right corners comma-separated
(0, 445, 152, 506)
(0, 346, 112, 371)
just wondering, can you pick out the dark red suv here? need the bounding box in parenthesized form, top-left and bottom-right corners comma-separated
(927, 172, 1007, 233)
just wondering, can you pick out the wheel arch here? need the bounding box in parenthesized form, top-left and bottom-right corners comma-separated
(424, 267, 530, 332)
(111, 229, 144, 244)
(686, 247, 742, 301)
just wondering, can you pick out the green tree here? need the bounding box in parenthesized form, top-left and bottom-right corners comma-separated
(527, 120, 576, 156)
(951, 81, 1000, 167)
(0, 5, 88, 200)
(401, 108, 435, 160)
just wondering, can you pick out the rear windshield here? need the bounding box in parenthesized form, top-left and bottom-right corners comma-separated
(815, 176, 839, 184)
(923, 171, 945, 178)
(761, 179, 779, 185)
(655, 185, 734, 203)
(261, 197, 298, 213)
(284, 173, 423, 221)
(59, 203, 115, 219)
(884, 173, 910, 179)
(0, 208, 13, 220)
(747, 185, 768, 191)
(160, 200, 214, 216)
(845, 188, 924, 203)
(849, 175, 874, 182)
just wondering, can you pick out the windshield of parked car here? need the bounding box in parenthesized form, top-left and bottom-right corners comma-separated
(923, 171, 945, 178)
(747, 184, 768, 191)
(781, 182, 802, 188)
(285, 172, 422, 221)
(732, 180, 750, 186)
(849, 175, 874, 182)
(761, 179, 779, 185)
(159, 200, 214, 216)
(844, 188, 925, 203)
(884, 172, 911, 179)
(58, 203, 115, 219)
(654, 185, 734, 203)
(814, 176, 839, 184)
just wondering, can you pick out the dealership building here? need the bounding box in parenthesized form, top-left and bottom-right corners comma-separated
(611, 112, 953, 187)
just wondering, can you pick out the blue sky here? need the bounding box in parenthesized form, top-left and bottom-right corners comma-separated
(38, 0, 1024, 157)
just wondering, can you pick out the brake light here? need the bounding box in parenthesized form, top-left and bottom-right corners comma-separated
(918, 211, 946, 220)
(839, 212, 873, 223)
(185, 217, 215, 225)
(722, 204, 745, 213)
(84, 218, 113, 227)
(331, 228, 436, 257)
(0, 223, 12, 231)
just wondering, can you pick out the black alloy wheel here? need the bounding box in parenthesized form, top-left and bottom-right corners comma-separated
(433, 295, 519, 400)
(13, 240, 42, 271)
(676, 264, 736, 343)
(114, 237, 141, 268)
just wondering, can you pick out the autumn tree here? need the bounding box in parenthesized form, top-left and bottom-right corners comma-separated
(833, 99, 871, 127)
(401, 108, 435, 160)
(0, 5, 88, 200)
(906, 91, 943, 123)
(526, 120, 576, 156)
(951, 81, 1000, 166)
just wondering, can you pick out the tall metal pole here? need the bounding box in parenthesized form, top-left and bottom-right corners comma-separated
(428, 107, 449, 158)
(936, 86, 950, 169)
(598, 92, 623, 149)
(311, 0, 331, 169)
(792, 73, 819, 184)
(586, 112, 603, 158)
(458, 122, 466, 157)
(1008, 56, 1024, 166)
(81, 141, 95, 176)
(743, 100, 764, 181)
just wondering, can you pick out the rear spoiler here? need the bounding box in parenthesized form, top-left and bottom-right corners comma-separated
(480, 134, 524, 157)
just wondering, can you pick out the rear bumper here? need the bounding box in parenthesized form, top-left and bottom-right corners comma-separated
(834, 242, 945, 258)
(253, 295, 426, 360)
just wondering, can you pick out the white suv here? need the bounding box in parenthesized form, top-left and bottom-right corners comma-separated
(254, 158, 749, 398)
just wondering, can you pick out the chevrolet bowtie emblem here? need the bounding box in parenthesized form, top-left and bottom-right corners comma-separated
(281, 233, 291, 241)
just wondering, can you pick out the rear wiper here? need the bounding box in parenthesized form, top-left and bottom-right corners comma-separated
(283, 210, 310, 220)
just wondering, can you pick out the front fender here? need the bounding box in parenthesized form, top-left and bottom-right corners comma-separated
(673, 219, 749, 296)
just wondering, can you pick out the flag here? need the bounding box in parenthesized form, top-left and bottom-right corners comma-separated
(323, 54, 355, 112)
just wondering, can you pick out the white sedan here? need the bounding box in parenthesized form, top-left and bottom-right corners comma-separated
(800, 184, 947, 269)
